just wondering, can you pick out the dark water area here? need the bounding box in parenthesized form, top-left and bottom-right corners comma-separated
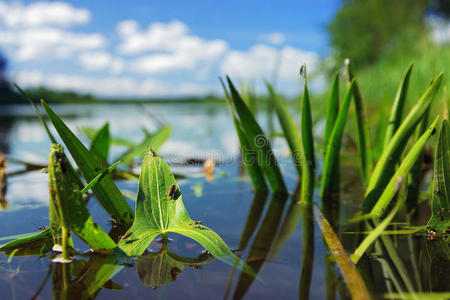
(0, 103, 448, 299)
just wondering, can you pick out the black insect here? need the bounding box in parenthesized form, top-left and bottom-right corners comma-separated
(189, 220, 202, 226)
(120, 232, 133, 240)
(170, 267, 181, 281)
(167, 184, 177, 200)
(433, 189, 440, 195)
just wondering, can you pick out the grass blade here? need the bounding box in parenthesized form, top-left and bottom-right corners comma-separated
(427, 119, 450, 232)
(221, 78, 268, 194)
(118, 125, 172, 166)
(226, 76, 287, 195)
(80, 161, 121, 194)
(384, 63, 413, 148)
(314, 206, 371, 300)
(14, 84, 57, 144)
(321, 80, 356, 198)
(323, 72, 339, 156)
(364, 73, 443, 211)
(346, 62, 373, 183)
(41, 100, 134, 226)
(300, 68, 315, 204)
(370, 116, 440, 216)
(266, 81, 303, 176)
(90, 122, 110, 163)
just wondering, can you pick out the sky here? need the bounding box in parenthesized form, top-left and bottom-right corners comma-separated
(0, 0, 341, 98)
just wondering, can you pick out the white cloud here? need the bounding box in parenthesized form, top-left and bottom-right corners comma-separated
(0, 27, 106, 61)
(221, 44, 320, 81)
(261, 32, 286, 45)
(0, 1, 90, 28)
(78, 51, 124, 74)
(13, 70, 214, 97)
(117, 20, 227, 74)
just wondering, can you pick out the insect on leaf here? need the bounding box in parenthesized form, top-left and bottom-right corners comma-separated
(117, 151, 255, 276)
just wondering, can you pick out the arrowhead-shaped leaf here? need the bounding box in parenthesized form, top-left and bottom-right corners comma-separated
(118, 151, 255, 275)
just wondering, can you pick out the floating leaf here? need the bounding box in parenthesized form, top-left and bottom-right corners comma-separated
(427, 119, 450, 232)
(0, 228, 53, 256)
(118, 152, 254, 275)
(41, 100, 134, 226)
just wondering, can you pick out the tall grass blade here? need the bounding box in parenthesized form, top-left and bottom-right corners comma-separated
(14, 84, 57, 144)
(427, 119, 450, 232)
(266, 81, 303, 176)
(300, 68, 315, 204)
(364, 73, 443, 211)
(226, 76, 287, 195)
(323, 72, 339, 156)
(346, 62, 373, 183)
(321, 80, 356, 198)
(90, 122, 110, 163)
(41, 100, 134, 226)
(221, 78, 268, 194)
(80, 161, 121, 194)
(384, 64, 413, 148)
(314, 206, 371, 300)
(406, 108, 430, 211)
(370, 116, 440, 216)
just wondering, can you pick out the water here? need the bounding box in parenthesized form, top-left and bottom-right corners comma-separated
(0, 102, 448, 299)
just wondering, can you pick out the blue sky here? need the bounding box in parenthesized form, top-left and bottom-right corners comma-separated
(0, 0, 341, 98)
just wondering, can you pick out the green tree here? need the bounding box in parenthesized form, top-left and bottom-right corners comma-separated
(328, 0, 430, 68)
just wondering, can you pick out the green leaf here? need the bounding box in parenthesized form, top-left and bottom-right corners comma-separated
(266, 81, 303, 176)
(136, 246, 214, 288)
(384, 293, 450, 300)
(90, 122, 110, 163)
(118, 152, 254, 275)
(48, 144, 116, 251)
(226, 76, 287, 195)
(364, 73, 443, 211)
(80, 160, 121, 194)
(346, 63, 373, 183)
(81, 126, 136, 147)
(300, 69, 315, 204)
(427, 119, 450, 232)
(0, 228, 53, 256)
(369, 116, 440, 216)
(323, 72, 340, 156)
(314, 206, 371, 300)
(321, 80, 356, 198)
(384, 63, 413, 148)
(41, 100, 134, 226)
(221, 78, 268, 194)
(118, 125, 172, 165)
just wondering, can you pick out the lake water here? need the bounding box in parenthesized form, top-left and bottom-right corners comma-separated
(0, 102, 447, 299)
